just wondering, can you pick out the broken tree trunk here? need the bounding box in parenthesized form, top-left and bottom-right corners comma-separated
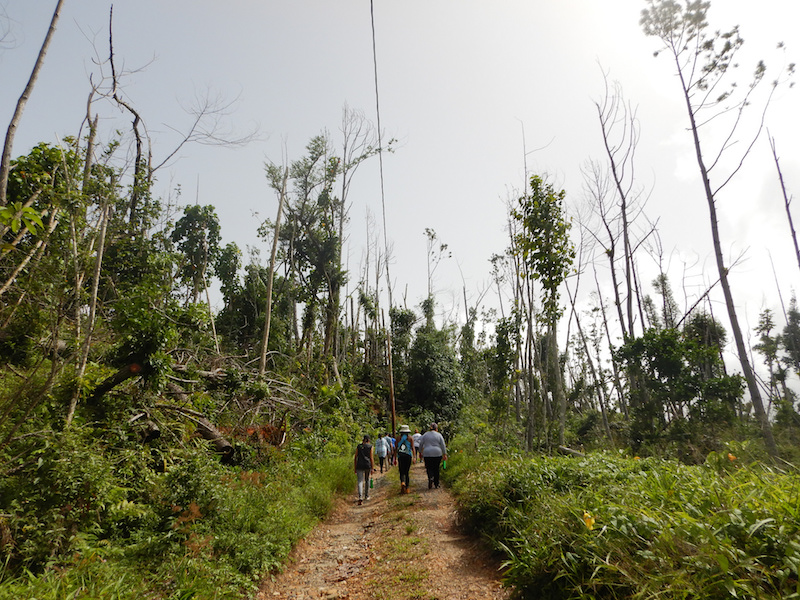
(160, 383, 234, 460)
(85, 363, 143, 408)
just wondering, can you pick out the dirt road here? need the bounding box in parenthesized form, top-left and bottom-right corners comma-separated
(256, 459, 511, 600)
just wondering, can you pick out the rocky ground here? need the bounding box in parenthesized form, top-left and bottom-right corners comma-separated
(256, 459, 512, 600)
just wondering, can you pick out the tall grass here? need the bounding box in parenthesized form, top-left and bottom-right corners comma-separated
(446, 447, 800, 599)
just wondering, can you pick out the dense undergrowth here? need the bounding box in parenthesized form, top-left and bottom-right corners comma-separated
(0, 425, 356, 600)
(445, 442, 800, 600)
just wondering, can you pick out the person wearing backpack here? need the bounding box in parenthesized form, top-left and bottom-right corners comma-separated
(353, 434, 375, 505)
(387, 434, 396, 466)
(394, 425, 415, 493)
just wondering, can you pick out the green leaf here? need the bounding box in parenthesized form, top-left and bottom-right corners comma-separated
(747, 518, 774, 537)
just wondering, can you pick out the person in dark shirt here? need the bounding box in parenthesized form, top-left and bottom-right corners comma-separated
(353, 434, 374, 505)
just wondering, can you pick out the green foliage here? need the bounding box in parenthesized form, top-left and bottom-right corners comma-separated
(215, 241, 242, 304)
(783, 296, 800, 377)
(390, 306, 417, 367)
(6, 141, 81, 208)
(262, 134, 346, 355)
(3, 44, 796, 600)
(616, 326, 743, 456)
(0, 423, 356, 599)
(0, 427, 156, 571)
(389, 306, 418, 402)
(449, 449, 800, 600)
(0, 203, 43, 237)
(405, 309, 464, 423)
(486, 314, 520, 416)
(100, 229, 174, 300)
(0, 301, 46, 365)
(171, 204, 222, 302)
(512, 174, 575, 322)
(107, 293, 180, 373)
(0, 559, 149, 600)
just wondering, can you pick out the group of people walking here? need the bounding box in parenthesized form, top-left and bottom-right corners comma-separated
(353, 423, 448, 504)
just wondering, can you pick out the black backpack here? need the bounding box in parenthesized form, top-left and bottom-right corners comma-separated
(356, 443, 372, 470)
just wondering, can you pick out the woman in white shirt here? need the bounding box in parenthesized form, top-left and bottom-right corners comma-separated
(418, 423, 447, 489)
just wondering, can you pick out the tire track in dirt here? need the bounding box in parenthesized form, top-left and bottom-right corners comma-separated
(256, 460, 511, 600)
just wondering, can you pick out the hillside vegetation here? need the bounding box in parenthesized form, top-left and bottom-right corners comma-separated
(447, 444, 800, 599)
(2, 1, 800, 598)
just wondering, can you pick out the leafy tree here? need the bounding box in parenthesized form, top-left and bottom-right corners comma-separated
(101, 176, 171, 303)
(487, 314, 520, 417)
(171, 204, 221, 304)
(0, 203, 43, 238)
(512, 176, 574, 323)
(459, 307, 480, 388)
(753, 310, 781, 404)
(0, 142, 82, 368)
(512, 174, 575, 445)
(263, 135, 345, 369)
(782, 296, 800, 377)
(215, 241, 242, 305)
(389, 306, 418, 402)
(753, 308, 797, 427)
(616, 324, 742, 455)
(405, 300, 463, 423)
(215, 263, 294, 359)
(652, 273, 679, 330)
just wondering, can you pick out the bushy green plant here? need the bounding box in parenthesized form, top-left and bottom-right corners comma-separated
(0, 558, 148, 600)
(448, 449, 800, 599)
(0, 427, 155, 571)
(0, 422, 356, 600)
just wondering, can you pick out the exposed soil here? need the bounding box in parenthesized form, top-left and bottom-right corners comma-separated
(256, 460, 512, 600)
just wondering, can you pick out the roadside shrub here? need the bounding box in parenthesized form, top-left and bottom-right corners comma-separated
(448, 449, 800, 599)
(0, 420, 356, 599)
(0, 427, 154, 571)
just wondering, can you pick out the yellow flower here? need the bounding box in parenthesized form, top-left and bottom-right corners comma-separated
(583, 510, 595, 530)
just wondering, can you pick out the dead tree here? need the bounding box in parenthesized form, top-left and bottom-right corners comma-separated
(0, 0, 65, 206)
(642, 0, 783, 456)
(768, 134, 800, 275)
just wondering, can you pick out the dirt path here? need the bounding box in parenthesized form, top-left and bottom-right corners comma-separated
(256, 459, 511, 600)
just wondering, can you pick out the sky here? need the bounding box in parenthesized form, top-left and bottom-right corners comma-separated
(1, 1, 799, 372)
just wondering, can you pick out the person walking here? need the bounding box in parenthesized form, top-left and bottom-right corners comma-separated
(353, 434, 375, 505)
(418, 422, 447, 489)
(387, 434, 397, 466)
(394, 425, 415, 493)
(375, 432, 390, 473)
(412, 428, 423, 463)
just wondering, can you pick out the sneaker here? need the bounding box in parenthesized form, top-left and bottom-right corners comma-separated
(400, 483, 406, 494)
(358, 499, 363, 505)
(428, 479, 433, 489)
